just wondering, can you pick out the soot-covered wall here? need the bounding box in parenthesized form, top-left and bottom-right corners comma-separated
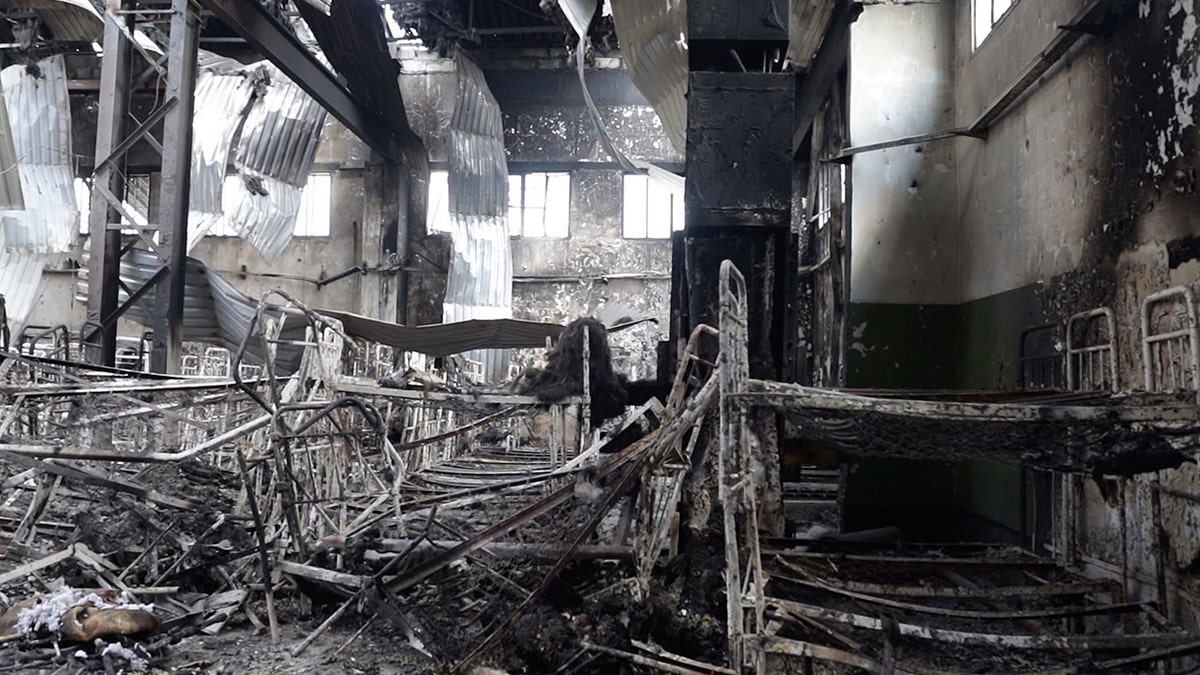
(848, 0, 1200, 622)
(400, 48, 681, 378)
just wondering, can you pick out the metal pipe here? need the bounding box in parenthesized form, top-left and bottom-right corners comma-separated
(146, 413, 271, 461)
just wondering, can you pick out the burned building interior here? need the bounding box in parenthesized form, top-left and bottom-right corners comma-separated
(4, 0, 1200, 672)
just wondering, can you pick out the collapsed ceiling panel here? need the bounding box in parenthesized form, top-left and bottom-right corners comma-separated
(607, 0, 688, 155)
(226, 63, 328, 261)
(0, 54, 77, 253)
(295, 0, 426, 168)
(76, 246, 302, 369)
(4, 0, 102, 43)
(443, 51, 513, 381)
(177, 54, 327, 262)
(184, 55, 259, 247)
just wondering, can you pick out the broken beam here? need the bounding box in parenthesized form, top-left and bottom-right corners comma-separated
(776, 573, 1145, 621)
(737, 379, 1199, 423)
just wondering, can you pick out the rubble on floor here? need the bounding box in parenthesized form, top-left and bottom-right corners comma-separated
(1, 280, 1198, 673)
(0, 300, 728, 674)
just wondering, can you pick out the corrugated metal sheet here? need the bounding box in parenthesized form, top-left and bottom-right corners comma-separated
(233, 63, 326, 188)
(0, 248, 46, 340)
(0, 161, 44, 342)
(444, 53, 513, 381)
(4, 164, 76, 250)
(557, 0, 597, 39)
(76, 246, 307, 371)
(161, 60, 324, 262)
(13, 0, 103, 43)
(0, 55, 77, 253)
(221, 173, 302, 261)
(184, 64, 258, 249)
(0, 78, 24, 211)
(608, 0, 688, 155)
(448, 53, 506, 217)
(1, 57, 70, 166)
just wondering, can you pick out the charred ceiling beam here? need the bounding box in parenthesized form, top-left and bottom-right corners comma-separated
(196, 0, 399, 159)
(791, 0, 860, 156)
(294, 0, 427, 167)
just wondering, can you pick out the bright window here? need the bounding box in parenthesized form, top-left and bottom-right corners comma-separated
(211, 172, 331, 238)
(76, 176, 150, 235)
(508, 172, 569, 238)
(427, 170, 451, 234)
(973, 0, 1016, 48)
(293, 173, 332, 237)
(622, 174, 684, 239)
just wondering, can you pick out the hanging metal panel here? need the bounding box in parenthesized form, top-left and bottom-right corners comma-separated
(557, 0, 598, 41)
(221, 62, 327, 260)
(608, 0, 688, 155)
(444, 53, 513, 381)
(185, 63, 258, 248)
(0, 78, 23, 212)
(234, 63, 327, 188)
(0, 249, 46, 338)
(222, 173, 303, 262)
(0, 55, 76, 253)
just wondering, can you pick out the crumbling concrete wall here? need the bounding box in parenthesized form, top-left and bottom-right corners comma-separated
(949, 0, 1200, 626)
(847, 0, 1200, 615)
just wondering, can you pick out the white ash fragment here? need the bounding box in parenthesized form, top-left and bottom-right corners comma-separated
(101, 642, 150, 672)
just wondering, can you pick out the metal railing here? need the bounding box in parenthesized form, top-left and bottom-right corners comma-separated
(1067, 307, 1118, 392)
(1141, 286, 1199, 401)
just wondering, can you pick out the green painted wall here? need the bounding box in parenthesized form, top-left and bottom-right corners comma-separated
(841, 283, 1050, 536)
(956, 284, 1050, 390)
(846, 303, 961, 389)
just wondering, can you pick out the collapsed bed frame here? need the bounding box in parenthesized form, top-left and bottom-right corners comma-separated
(716, 261, 1200, 673)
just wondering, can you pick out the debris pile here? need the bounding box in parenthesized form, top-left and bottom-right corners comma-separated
(0, 296, 730, 673)
(1, 276, 1199, 673)
(516, 316, 629, 425)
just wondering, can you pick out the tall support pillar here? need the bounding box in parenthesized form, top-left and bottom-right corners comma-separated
(150, 0, 199, 374)
(681, 0, 791, 562)
(85, 5, 133, 367)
